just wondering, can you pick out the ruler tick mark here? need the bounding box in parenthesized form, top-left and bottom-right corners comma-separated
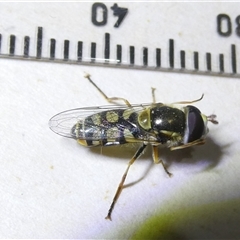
(129, 46, 135, 65)
(116, 44, 122, 63)
(9, 35, 16, 56)
(36, 27, 43, 59)
(50, 39, 56, 60)
(194, 52, 199, 70)
(91, 42, 96, 62)
(231, 44, 236, 74)
(77, 41, 83, 62)
(180, 50, 185, 69)
(169, 39, 174, 68)
(219, 54, 224, 73)
(143, 47, 148, 66)
(156, 48, 161, 68)
(206, 52, 212, 71)
(104, 33, 110, 63)
(64, 40, 70, 61)
(23, 36, 30, 57)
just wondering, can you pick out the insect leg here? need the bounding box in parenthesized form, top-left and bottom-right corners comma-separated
(105, 143, 147, 220)
(170, 138, 205, 150)
(152, 145, 172, 177)
(151, 87, 156, 103)
(85, 74, 132, 107)
(172, 94, 204, 105)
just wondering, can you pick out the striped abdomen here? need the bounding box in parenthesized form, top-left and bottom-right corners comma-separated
(71, 109, 144, 147)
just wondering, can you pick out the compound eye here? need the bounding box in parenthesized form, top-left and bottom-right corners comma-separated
(186, 106, 204, 143)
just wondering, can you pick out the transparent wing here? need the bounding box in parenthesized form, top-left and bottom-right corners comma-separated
(48, 103, 159, 140)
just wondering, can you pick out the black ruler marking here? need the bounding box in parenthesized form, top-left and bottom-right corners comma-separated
(50, 39, 56, 60)
(91, 42, 96, 62)
(23, 36, 30, 57)
(0, 27, 239, 78)
(143, 47, 148, 66)
(116, 44, 122, 63)
(219, 54, 224, 73)
(156, 48, 161, 68)
(36, 27, 42, 59)
(169, 39, 174, 68)
(104, 33, 110, 62)
(129, 46, 134, 65)
(231, 44, 236, 74)
(206, 52, 211, 71)
(64, 40, 70, 61)
(194, 52, 199, 70)
(9, 35, 16, 56)
(180, 50, 185, 69)
(77, 41, 83, 62)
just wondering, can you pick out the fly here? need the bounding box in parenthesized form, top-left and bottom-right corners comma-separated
(49, 74, 218, 220)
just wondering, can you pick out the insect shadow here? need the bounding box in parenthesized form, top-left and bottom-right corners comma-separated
(159, 136, 224, 171)
(88, 136, 224, 188)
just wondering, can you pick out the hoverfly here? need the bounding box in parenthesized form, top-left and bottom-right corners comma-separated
(49, 74, 218, 220)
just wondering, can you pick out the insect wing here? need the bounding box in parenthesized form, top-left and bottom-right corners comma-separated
(48, 104, 152, 140)
(49, 106, 115, 138)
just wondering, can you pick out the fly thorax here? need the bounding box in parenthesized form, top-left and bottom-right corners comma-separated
(150, 106, 186, 143)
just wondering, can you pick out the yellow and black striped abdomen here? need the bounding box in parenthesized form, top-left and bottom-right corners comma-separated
(72, 109, 145, 147)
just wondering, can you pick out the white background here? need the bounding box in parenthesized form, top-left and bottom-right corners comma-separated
(0, 2, 240, 239)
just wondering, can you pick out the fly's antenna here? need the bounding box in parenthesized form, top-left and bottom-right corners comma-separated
(207, 114, 218, 124)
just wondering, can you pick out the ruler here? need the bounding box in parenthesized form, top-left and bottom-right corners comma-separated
(0, 3, 240, 78)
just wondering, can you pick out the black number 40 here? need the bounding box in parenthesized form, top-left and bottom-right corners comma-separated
(92, 3, 128, 28)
